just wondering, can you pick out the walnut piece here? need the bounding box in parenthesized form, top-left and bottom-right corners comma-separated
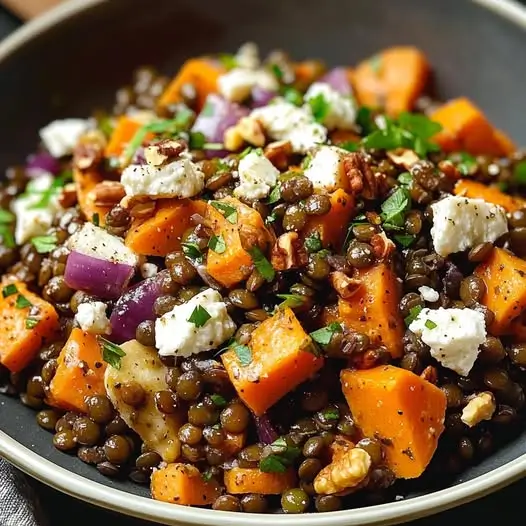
(387, 148, 420, 169)
(90, 181, 126, 207)
(264, 140, 293, 171)
(73, 130, 106, 171)
(461, 392, 496, 427)
(270, 232, 308, 271)
(58, 182, 78, 208)
(330, 271, 362, 300)
(370, 232, 396, 260)
(144, 139, 186, 167)
(224, 126, 245, 152)
(343, 151, 387, 200)
(420, 365, 438, 385)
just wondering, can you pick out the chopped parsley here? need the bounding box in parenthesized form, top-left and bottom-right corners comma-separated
(181, 242, 204, 263)
(219, 53, 238, 70)
(394, 234, 416, 248)
(0, 207, 15, 248)
(452, 152, 477, 176)
(397, 172, 413, 187)
(201, 100, 215, 117)
(99, 337, 126, 370)
(514, 160, 526, 185)
(271, 63, 284, 81)
(187, 305, 212, 328)
(259, 437, 301, 474)
(201, 470, 214, 482)
(339, 141, 360, 152)
(276, 294, 305, 309)
(267, 185, 281, 204)
(25, 317, 40, 329)
(92, 213, 100, 226)
(229, 341, 252, 366)
(15, 295, 32, 309)
(310, 322, 343, 345)
(0, 209, 15, 224)
(26, 172, 70, 210)
(210, 394, 227, 407)
(304, 232, 323, 253)
(2, 283, 17, 298)
(31, 234, 58, 254)
(343, 213, 367, 249)
(321, 408, 340, 421)
(208, 234, 226, 254)
(248, 247, 275, 282)
(380, 187, 411, 230)
(405, 305, 423, 326)
(300, 154, 312, 170)
(308, 93, 330, 123)
(425, 319, 438, 330)
(356, 106, 374, 134)
(281, 86, 303, 106)
(210, 201, 238, 224)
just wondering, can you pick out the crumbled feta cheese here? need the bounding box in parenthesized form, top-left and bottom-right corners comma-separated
(430, 196, 508, 257)
(251, 100, 327, 153)
(418, 286, 440, 303)
(11, 174, 62, 245)
(409, 307, 486, 376)
(121, 157, 204, 199)
(234, 151, 279, 200)
(67, 222, 138, 266)
(218, 68, 278, 103)
(140, 262, 158, 279)
(75, 301, 111, 335)
(39, 119, 89, 158)
(304, 82, 356, 130)
(303, 145, 348, 191)
(461, 392, 496, 427)
(155, 288, 236, 358)
(235, 42, 260, 70)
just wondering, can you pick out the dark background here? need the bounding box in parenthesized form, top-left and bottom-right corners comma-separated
(0, 4, 525, 525)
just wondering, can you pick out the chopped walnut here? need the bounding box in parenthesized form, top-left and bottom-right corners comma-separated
(239, 223, 269, 253)
(314, 446, 371, 495)
(461, 392, 496, 427)
(270, 232, 308, 271)
(330, 271, 362, 300)
(237, 116, 266, 147)
(370, 232, 396, 260)
(90, 181, 126, 207)
(58, 182, 78, 208)
(264, 140, 293, 171)
(343, 152, 387, 200)
(224, 126, 245, 151)
(73, 130, 106, 171)
(387, 149, 420, 169)
(420, 365, 438, 385)
(144, 139, 186, 167)
(129, 201, 157, 220)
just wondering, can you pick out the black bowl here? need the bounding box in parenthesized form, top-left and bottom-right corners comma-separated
(1, 0, 526, 524)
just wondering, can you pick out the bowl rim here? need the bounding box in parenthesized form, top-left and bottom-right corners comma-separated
(2, 0, 526, 524)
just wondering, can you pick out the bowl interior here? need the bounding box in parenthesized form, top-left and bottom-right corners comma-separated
(1, 0, 526, 516)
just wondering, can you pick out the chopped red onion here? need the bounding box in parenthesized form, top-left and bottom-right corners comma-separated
(64, 251, 135, 300)
(320, 67, 352, 96)
(26, 152, 61, 178)
(109, 270, 166, 343)
(251, 86, 276, 108)
(254, 413, 278, 444)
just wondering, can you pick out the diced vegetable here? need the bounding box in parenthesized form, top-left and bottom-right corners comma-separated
(205, 197, 272, 288)
(352, 46, 430, 116)
(151, 463, 221, 506)
(319, 67, 353, 96)
(302, 189, 355, 251)
(337, 263, 404, 357)
(293, 60, 326, 91)
(254, 414, 279, 444)
(48, 328, 105, 413)
(26, 152, 61, 177)
(474, 247, 526, 335)
(72, 168, 110, 226)
(222, 307, 324, 416)
(430, 97, 516, 156)
(158, 59, 225, 112)
(223, 431, 247, 457)
(0, 282, 59, 373)
(454, 179, 525, 212)
(223, 467, 297, 495)
(105, 116, 152, 159)
(105, 340, 184, 462)
(125, 199, 206, 256)
(341, 365, 446, 479)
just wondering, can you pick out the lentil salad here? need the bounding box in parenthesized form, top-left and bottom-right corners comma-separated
(1, 42, 526, 514)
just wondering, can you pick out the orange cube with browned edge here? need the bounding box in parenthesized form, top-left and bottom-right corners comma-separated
(454, 179, 526, 213)
(224, 467, 297, 495)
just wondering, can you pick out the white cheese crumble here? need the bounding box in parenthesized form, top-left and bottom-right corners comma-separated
(11, 174, 62, 245)
(235, 42, 260, 70)
(251, 100, 327, 153)
(409, 307, 486, 376)
(303, 145, 348, 192)
(218, 68, 278, 103)
(155, 288, 236, 358)
(140, 262, 158, 279)
(461, 392, 496, 427)
(75, 301, 111, 335)
(121, 157, 205, 199)
(234, 151, 279, 200)
(67, 222, 139, 267)
(304, 82, 356, 130)
(430, 196, 508, 257)
(418, 285, 440, 303)
(39, 119, 89, 158)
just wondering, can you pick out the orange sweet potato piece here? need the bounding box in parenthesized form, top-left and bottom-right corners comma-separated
(49, 328, 106, 413)
(0, 282, 59, 373)
(151, 463, 221, 506)
(430, 97, 516, 156)
(302, 189, 355, 251)
(224, 467, 297, 495)
(293, 60, 330, 90)
(475, 247, 526, 335)
(158, 59, 224, 112)
(104, 116, 153, 159)
(125, 199, 207, 256)
(454, 179, 525, 212)
(341, 365, 446, 479)
(205, 197, 272, 288)
(352, 47, 430, 116)
(222, 307, 323, 416)
(73, 168, 111, 226)
(337, 264, 404, 358)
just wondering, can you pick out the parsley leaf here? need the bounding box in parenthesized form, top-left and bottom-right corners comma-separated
(356, 106, 374, 134)
(229, 341, 252, 366)
(308, 93, 330, 123)
(187, 305, 212, 328)
(276, 294, 305, 309)
(28, 173, 69, 210)
(394, 234, 415, 248)
(98, 337, 126, 370)
(514, 160, 526, 185)
(0, 209, 15, 224)
(15, 295, 32, 309)
(404, 305, 423, 326)
(201, 470, 214, 482)
(92, 213, 100, 226)
(268, 185, 281, 204)
(181, 242, 204, 263)
(380, 187, 411, 230)
(31, 234, 58, 254)
(425, 319, 437, 330)
(281, 86, 303, 106)
(259, 437, 301, 473)
(210, 394, 227, 407)
(271, 64, 284, 81)
(339, 141, 360, 152)
(452, 152, 477, 176)
(248, 247, 275, 282)
(397, 172, 413, 187)
(219, 53, 238, 70)
(343, 213, 367, 249)
(2, 284, 17, 298)
(304, 232, 323, 253)
(210, 201, 238, 224)
(322, 408, 340, 421)
(310, 322, 342, 345)
(208, 234, 226, 254)
(189, 131, 206, 149)
(25, 317, 40, 329)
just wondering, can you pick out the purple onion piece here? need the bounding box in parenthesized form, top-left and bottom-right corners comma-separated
(64, 251, 135, 300)
(320, 67, 352, 96)
(251, 86, 276, 108)
(109, 270, 167, 343)
(26, 152, 61, 177)
(254, 413, 278, 444)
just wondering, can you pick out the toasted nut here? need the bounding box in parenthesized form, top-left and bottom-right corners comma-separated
(264, 140, 293, 171)
(330, 129, 361, 147)
(420, 365, 438, 385)
(370, 232, 396, 260)
(239, 223, 269, 252)
(314, 446, 371, 495)
(271, 232, 308, 271)
(224, 126, 245, 151)
(387, 149, 420, 169)
(91, 181, 126, 206)
(58, 183, 78, 208)
(343, 152, 388, 200)
(237, 116, 266, 147)
(129, 201, 157, 220)
(330, 271, 362, 300)
(461, 392, 496, 427)
(438, 159, 462, 181)
(144, 139, 186, 166)
(73, 130, 106, 171)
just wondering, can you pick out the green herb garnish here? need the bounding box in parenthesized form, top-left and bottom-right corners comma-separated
(271, 64, 284, 81)
(514, 160, 526, 185)
(308, 93, 330, 123)
(394, 234, 415, 248)
(259, 437, 301, 474)
(276, 294, 305, 309)
(99, 337, 126, 370)
(248, 247, 275, 282)
(405, 305, 423, 326)
(230, 341, 252, 366)
(0, 226, 15, 249)
(210, 201, 238, 224)
(397, 172, 413, 187)
(181, 242, 204, 263)
(452, 152, 477, 176)
(268, 185, 281, 204)
(210, 394, 227, 407)
(25, 317, 40, 329)
(92, 213, 100, 227)
(343, 213, 367, 249)
(310, 322, 342, 345)
(425, 319, 437, 330)
(339, 141, 360, 152)
(301, 154, 312, 170)
(27, 172, 70, 210)
(380, 187, 411, 230)
(15, 295, 32, 309)
(201, 470, 214, 482)
(219, 53, 238, 70)
(2, 284, 17, 298)
(356, 106, 374, 134)
(322, 408, 340, 421)
(304, 232, 323, 253)
(0, 209, 15, 224)
(282, 86, 303, 106)
(208, 234, 226, 254)
(31, 234, 58, 254)
(188, 305, 212, 328)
